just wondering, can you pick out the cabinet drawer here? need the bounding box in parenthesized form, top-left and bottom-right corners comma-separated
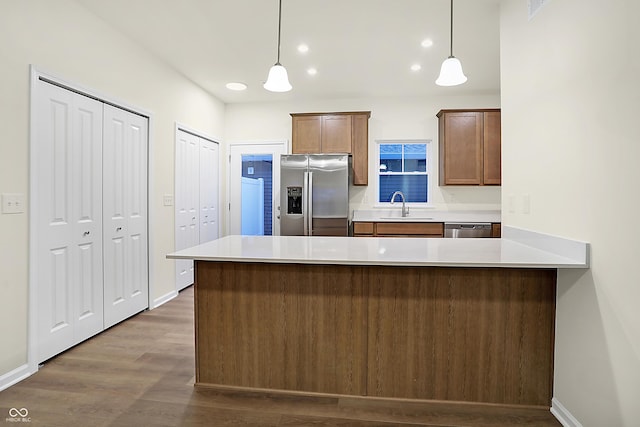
(375, 222, 444, 236)
(353, 222, 374, 235)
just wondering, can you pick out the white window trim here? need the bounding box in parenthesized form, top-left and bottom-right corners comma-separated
(374, 139, 433, 208)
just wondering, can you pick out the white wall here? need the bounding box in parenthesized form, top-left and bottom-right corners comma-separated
(224, 94, 501, 233)
(500, 1, 640, 425)
(0, 0, 224, 380)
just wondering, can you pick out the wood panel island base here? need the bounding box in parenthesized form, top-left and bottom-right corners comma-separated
(194, 261, 556, 408)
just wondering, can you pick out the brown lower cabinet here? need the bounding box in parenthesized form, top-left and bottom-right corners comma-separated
(194, 261, 556, 407)
(354, 221, 502, 238)
(353, 221, 444, 237)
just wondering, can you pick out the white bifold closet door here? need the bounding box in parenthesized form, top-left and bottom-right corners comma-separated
(199, 139, 219, 243)
(103, 104, 149, 329)
(175, 129, 219, 290)
(35, 80, 149, 362)
(36, 82, 105, 363)
(175, 130, 200, 289)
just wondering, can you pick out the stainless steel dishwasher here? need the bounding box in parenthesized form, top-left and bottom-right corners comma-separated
(444, 222, 492, 238)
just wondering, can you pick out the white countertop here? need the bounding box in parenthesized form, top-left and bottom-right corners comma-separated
(351, 209, 501, 223)
(167, 227, 589, 269)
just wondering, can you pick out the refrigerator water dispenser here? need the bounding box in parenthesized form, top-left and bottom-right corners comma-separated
(287, 187, 303, 215)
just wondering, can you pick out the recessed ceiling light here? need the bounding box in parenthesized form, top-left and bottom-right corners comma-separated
(421, 39, 434, 48)
(297, 44, 309, 53)
(226, 82, 247, 91)
(307, 68, 317, 76)
(411, 64, 422, 72)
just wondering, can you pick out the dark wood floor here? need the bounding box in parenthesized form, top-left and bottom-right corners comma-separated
(0, 286, 561, 426)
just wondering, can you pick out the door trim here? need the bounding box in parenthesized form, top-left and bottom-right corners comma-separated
(28, 66, 153, 376)
(227, 141, 287, 236)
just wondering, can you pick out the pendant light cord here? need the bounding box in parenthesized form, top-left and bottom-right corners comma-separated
(276, 0, 283, 65)
(449, 0, 454, 58)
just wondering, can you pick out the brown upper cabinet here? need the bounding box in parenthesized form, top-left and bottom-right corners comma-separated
(437, 109, 501, 186)
(291, 111, 371, 186)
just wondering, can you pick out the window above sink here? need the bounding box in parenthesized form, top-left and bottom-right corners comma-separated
(376, 140, 431, 207)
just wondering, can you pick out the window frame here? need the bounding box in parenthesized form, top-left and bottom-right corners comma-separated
(375, 139, 433, 207)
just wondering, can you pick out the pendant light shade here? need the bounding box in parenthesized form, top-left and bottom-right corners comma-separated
(264, 0, 292, 92)
(264, 63, 292, 92)
(436, 57, 467, 86)
(436, 0, 467, 86)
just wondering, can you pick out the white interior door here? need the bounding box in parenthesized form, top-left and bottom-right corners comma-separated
(175, 130, 200, 289)
(228, 142, 286, 236)
(35, 80, 104, 363)
(103, 104, 149, 329)
(199, 138, 219, 243)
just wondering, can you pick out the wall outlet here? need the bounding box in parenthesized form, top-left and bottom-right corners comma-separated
(163, 194, 174, 207)
(2, 193, 25, 214)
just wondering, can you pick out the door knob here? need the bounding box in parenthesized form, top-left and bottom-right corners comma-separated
(83, 231, 90, 236)
(116, 227, 122, 232)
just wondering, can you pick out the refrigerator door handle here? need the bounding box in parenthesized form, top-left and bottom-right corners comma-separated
(303, 171, 309, 236)
(307, 171, 313, 236)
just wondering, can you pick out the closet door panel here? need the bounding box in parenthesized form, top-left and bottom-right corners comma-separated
(174, 130, 200, 290)
(72, 94, 105, 341)
(124, 115, 148, 303)
(36, 81, 104, 363)
(37, 86, 74, 363)
(199, 138, 219, 243)
(103, 105, 149, 328)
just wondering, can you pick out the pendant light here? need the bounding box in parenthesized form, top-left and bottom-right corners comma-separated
(436, 0, 467, 86)
(264, 0, 292, 92)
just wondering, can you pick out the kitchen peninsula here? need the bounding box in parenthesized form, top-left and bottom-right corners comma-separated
(167, 228, 588, 410)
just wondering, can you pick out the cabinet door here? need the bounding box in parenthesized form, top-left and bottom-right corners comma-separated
(375, 222, 444, 237)
(351, 114, 369, 185)
(483, 111, 501, 185)
(440, 112, 483, 185)
(292, 115, 322, 153)
(322, 115, 352, 153)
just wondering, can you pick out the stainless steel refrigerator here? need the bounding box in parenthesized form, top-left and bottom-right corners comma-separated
(280, 154, 349, 236)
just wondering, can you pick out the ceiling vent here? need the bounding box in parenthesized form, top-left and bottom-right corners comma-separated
(528, 0, 549, 20)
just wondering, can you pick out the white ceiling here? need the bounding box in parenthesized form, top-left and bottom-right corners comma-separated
(74, 0, 501, 104)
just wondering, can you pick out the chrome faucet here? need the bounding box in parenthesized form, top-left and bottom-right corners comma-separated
(390, 191, 409, 217)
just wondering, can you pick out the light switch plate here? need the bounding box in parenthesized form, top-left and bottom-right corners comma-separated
(2, 193, 25, 214)
(163, 194, 174, 207)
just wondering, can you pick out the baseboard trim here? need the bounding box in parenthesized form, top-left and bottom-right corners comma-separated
(551, 397, 583, 427)
(151, 289, 178, 309)
(0, 364, 33, 392)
